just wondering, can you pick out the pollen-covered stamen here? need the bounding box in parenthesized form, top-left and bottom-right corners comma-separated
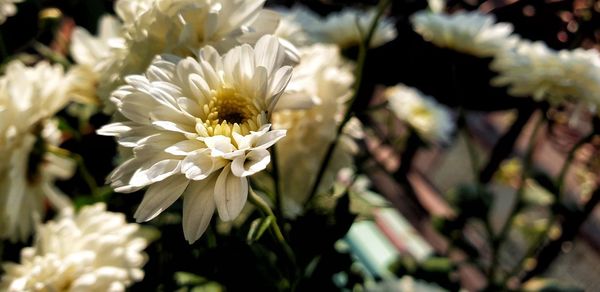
(200, 87, 266, 137)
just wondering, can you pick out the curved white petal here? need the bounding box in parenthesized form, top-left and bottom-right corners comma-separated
(230, 148, 270, 177)
(181, 149, 226, 180)
(182, 177, 217, 243)
(214, 165, 248, 221)
(134, 175, 189, 222)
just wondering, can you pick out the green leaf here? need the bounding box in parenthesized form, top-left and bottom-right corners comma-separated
(522, 277, 584, 292)
(246, 216, 273, 243)
(174, 272, 206, 286)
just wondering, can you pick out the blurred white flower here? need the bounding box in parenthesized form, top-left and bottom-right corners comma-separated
(0, 0, 22, 24)
(274, 5, 319, 47)
(385, 84, 455, 144)
(98, 35, 292, 243)
(411, 10, 517, 57)
(0, 61, 74, 242)
(0, 203, 149, 292)
(311, 7, 397, 49)
(271, 44, 358, 217)
(428, 0, 445, 13)
(491, 40, 600, 108)
(69, 15, 124, 104)
(100, 0, 283, 109)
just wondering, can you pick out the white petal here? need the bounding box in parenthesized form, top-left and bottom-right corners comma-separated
(203, 135, 235, 156)
(181, 150, 226, 180)
(119, 92, 159, 125)
(165, 140, 203, 156)
(254, 129, 286, 149)
(230, 149, 270, 177)
(97, 122, 133, 137)
(254, 35, 286, 75)
(134, 175, 189, 222)
(182, 177, 217, 243)
(129, 159, 181, 187)
(214, 165, 248, 221)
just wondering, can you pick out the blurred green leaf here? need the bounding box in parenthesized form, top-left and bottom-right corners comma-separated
(522, 277, 584, 292)
(246, 216, 273, 243)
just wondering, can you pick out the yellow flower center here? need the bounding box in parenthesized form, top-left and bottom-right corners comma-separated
(200, 87, 265, 137)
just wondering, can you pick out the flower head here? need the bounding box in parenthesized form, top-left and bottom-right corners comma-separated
(98, 35, 291, 243)
(411, 10, 517, 57)
(491, 40, 600, 108)
(313, 7, 397, 49)
(0, 60, 74, 242)
(273, 5, 319, 47)
(385, 84, 455, 144)
(0, 203, 149, 292)
(69, 15, 124, 104)
(99, 0, 282, 107)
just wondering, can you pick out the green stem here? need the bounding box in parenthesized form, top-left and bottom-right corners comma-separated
(555, 133, 594, 194)
(48, 145, 99, 197)
(459, 114, 480, 184)
(249, 187, 285, 242)
(365, 101, 389, 112)
(305, 0, 391, 204)
(248, 188, 298, 289)
(32, 41, 71, 68)
(270, 145, 284, 220)
(487, 113, 545, 285)
(505, 132, 594, 281)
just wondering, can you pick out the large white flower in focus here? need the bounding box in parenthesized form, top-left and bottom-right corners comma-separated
(0, 203, 149, 292)
(411, 10, 517, 57)
(0, 61, 74, 242)
(98, 35, 291, 243)
(385, 84, 455, 144)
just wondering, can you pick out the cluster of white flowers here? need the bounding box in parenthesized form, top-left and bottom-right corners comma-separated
(1, 203, 149, 291)
(98, 35, 292, 243)
(0, 61, 75, 242)
(411, 10, 517, 57)
(98, 0, 286, 108)
(276, 5, 397, 49)
(411, 8, 600, 113)
(0, 0, 22, 24)
(385, 84, 454, 145)
(491, 41, 600, 107)
(90, 0, 395, 242)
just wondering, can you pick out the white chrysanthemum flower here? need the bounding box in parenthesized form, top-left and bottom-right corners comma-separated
(98, 35, 291, 243)
(491, 40, 600, 108)
(0, 120, 74, 243)
(0, 61, 74, 242)
(69, 15, 124, 104)
(271, 44, 358, 217)
(311, 7, 397, 49)
(274, 5, 320, 47)
(411, 10, 517, 57)
(0, 203, 149, 292)
(99, 0, 283, 107)
(385, 84, 455, 144)
(0, 0, 22, 24)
